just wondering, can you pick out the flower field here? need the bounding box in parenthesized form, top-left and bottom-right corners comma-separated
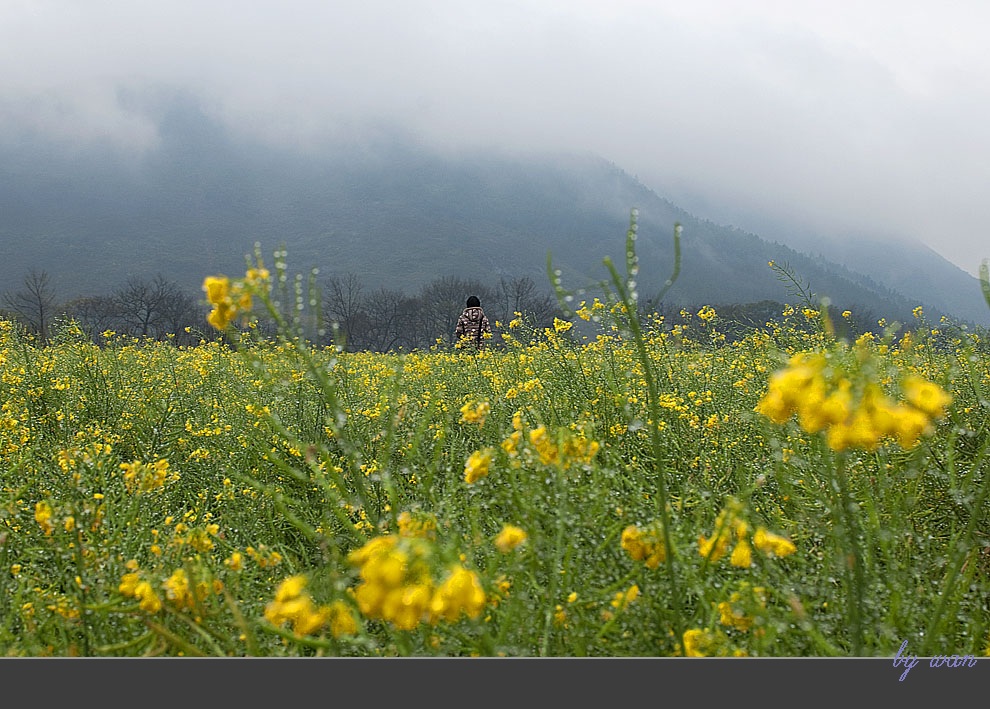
(2, 231, 989, 658)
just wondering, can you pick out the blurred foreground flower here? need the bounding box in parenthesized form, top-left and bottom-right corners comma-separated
(494, 524, 528, 553)
(621, 522, 667, 569)
(202, 265, 270, 330)
(265, 574, 357, 638)
(755, 351, 951, 452)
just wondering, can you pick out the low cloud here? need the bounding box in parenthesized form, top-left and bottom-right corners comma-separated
(2, 0, 988, 275)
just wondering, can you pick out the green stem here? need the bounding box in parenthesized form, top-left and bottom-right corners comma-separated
(599, 217, 685, 652)
(539, 460, 569, 657)
(922, 439, 990, 653)
(833, 453, 865, 655)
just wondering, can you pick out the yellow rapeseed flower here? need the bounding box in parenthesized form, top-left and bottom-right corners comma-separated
(134, 581, 163, 613)
(34, 500, 54, 536)
(902, 374, 952, 419)
(327, 600, 359, 638)
(621, 523, 667, 569)
(698, 502, 747, 564)
(609, 584, 640, 611)
(119, 572, 162, 613)
(430, 566, 486, 623)
(397, 510, 438, 540)
(494, 524, 528, 553)
(265, 574, 339, 636)
(163, 568, 194, 609)
(717, 585, 767, 632)
(464, 448, 492, 484)
(528, 426, 559, 466)
(202, 274, 253, 330)
(273, 574, 308, 603)
(730, 538, 753, 568)
(500, 430, 522, 456)
(891, 405, 932, 449)
(224, 552, 244, 571)
(757, 350, 949, 452)
(459, 400, 490, 426)
(697, 305, 716, 323)
(683, 628, 718, 657)
(752, 527, 797, 558)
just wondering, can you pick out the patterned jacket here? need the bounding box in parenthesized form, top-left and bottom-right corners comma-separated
(454, 306, 492, 347)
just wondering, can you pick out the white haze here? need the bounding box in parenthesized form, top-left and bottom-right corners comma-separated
(1, 0, 988, 276)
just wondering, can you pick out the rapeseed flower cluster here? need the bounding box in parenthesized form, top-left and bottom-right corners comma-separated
(681, 627, 745, 657)
(755, 351, 952, 451)
(459, 400, 490, 426)
(464, 447, 493, 484)
(697, 305, 717, 323)
(528, 425, 559, 465)
(620, 522, 667, 569)
(494, 524, 528, 553)
(120, 458, 177, 494)
(34, 500, 54, 536)
(202, 266, 270, 330)
(245, 544, 284, 569)
(162, 567, 223, 611)
(500, 415, 600, 470)
(397, 510, 438, 540)
(499, 410, 525, 458)
(264, 574, 358, 638)
(574, 298, 606, 321)
(717, 583, 768, 632)
(346, 534, 486, 631)
(609, 585, 640, 612)
(119, 569, 163, 613)
(119, 559, 224, 617)
(698, 498, 796, 567)
(203, 276, 250, 331)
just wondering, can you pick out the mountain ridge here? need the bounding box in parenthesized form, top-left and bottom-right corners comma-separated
(1, 101, 987, 327)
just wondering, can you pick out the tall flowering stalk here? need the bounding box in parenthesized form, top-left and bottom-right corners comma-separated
(755, 333, 952, 655)
(550, 211, 686, 652)
(755, 351, 951, 452)
(201, 247, 383, 544)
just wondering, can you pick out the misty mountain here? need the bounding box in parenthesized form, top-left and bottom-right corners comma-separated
(1, 95, 988, 327)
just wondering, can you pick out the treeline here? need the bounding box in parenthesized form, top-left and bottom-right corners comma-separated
(2, 270, 204, 347)
(0, 269, 563, 352)
(5, 267, 979, 354)
(317, 273, 560, 352)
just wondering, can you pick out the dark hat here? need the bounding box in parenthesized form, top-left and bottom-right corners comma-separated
(466, 295, 481, 307)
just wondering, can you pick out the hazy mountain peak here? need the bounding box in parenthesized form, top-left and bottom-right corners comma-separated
(1, 106, 987, 327)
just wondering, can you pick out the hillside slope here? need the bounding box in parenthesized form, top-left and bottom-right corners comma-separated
(1, 102, 986, 326)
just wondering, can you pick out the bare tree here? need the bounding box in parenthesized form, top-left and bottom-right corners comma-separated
(493, 275, 559, 329)
(112, 274, 199, 341)
(362, 287, 409, 352)
(3, 268, 57, 344)
(157, 284, 202, 345)
(393, 295, 428, 351)
(62, 295, 120, 343)
(323, 272, 367, 351)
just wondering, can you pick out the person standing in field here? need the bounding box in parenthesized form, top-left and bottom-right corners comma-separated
(454, 295, 492, 349)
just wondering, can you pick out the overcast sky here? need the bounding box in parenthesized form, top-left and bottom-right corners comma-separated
(2, 0, 988, 276)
